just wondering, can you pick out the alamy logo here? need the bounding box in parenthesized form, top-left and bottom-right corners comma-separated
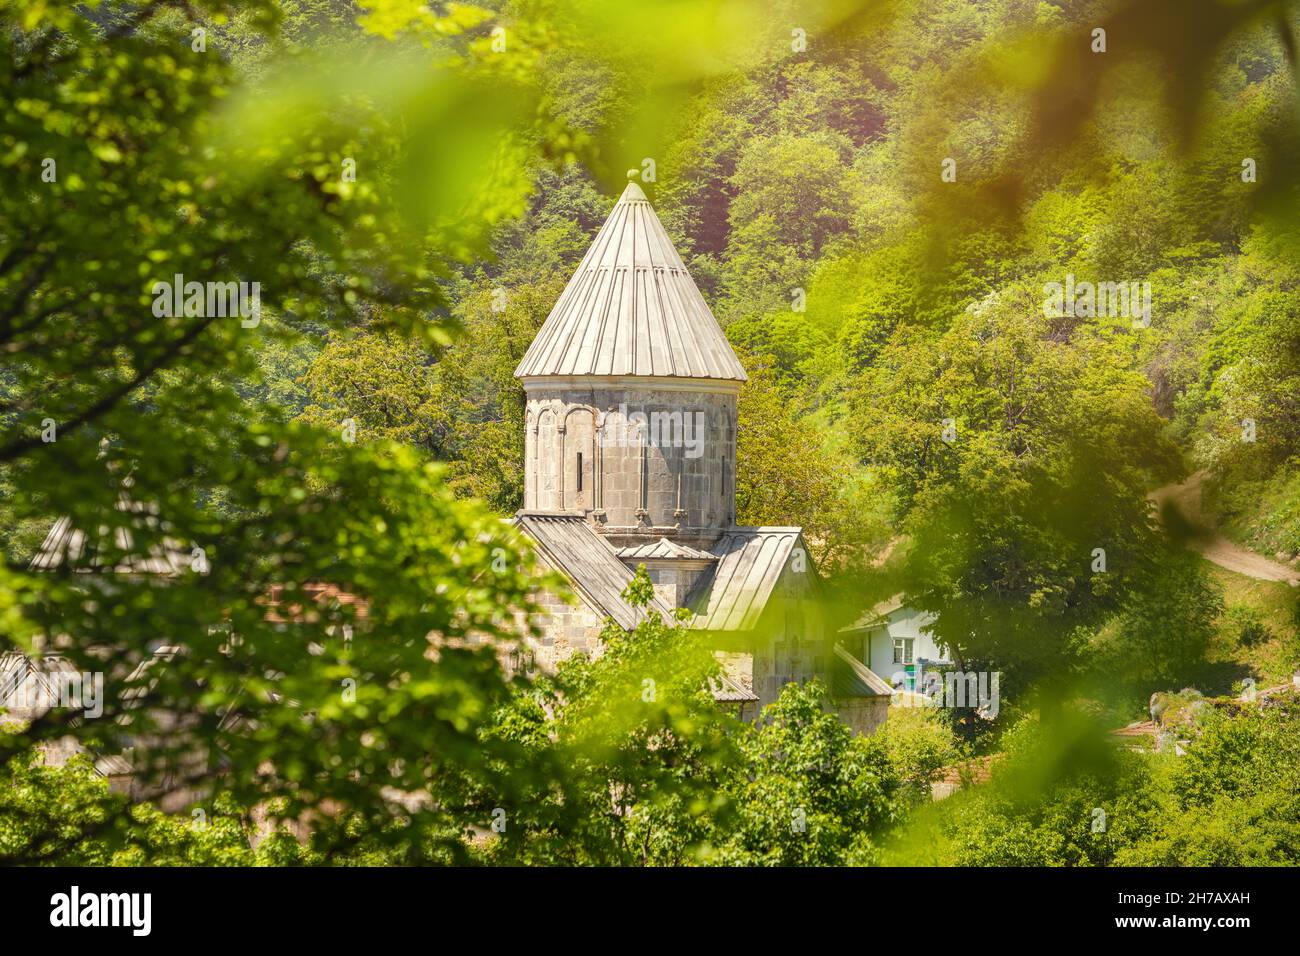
(50, 886, 151, 936)
(896, 670, 1001, 718)
(1043, 274, 1151, 328)
(151, 273, 261, 328)
(602, 403, 706, 459)
(0, 668, 103, 718)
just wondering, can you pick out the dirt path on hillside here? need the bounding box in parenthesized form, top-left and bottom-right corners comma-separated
(1149, 471, 1300, 586)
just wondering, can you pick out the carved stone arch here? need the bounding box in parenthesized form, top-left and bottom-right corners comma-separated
(524, 409, 538, 509)
(536, 406, 558, 511)
(563, 405, 597, 512)
(600, 402, 643, 527)
(563, 404, 598, 430)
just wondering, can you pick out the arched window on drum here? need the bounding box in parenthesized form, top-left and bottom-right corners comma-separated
(563, 407, 596, 512)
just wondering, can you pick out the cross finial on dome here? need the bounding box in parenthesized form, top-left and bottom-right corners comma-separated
(619, 179, 649, 202)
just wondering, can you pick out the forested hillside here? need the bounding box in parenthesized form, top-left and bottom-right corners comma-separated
(159, 0, 1300, 712)
(3, 0, 1300, 868)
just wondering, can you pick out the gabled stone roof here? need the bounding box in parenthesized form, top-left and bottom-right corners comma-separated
(688, 527, 805, 632)
(617, 537, 717, 562)
(514, 511, 675, 629)
(514, 181, 747, 383)
(0, 650, 83, 724)
(829, 644, 895, 699)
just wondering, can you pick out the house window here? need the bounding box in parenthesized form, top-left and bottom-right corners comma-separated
(893, 637, 914, 665)
(576, 452, 583, 492)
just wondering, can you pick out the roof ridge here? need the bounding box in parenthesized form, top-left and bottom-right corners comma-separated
(513, 513, 674, 626)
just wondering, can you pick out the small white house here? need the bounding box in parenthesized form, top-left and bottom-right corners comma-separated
(842, 594, 950, 692)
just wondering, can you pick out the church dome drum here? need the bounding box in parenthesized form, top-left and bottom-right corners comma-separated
(515, 182, 747, 546)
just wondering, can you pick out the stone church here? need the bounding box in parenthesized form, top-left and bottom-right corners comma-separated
(512, 181, 891, 735)
(11, 184, 891, 784)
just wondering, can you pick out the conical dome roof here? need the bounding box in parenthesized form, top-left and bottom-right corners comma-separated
(514, 181, 747, 383)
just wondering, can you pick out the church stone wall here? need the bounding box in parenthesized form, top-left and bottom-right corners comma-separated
(523, 379, 738, 538)
(834, 697, 890, 736)
(747, 556, 823, 711)
(525, 585, 609, 671)
(638, 560, 713, 609)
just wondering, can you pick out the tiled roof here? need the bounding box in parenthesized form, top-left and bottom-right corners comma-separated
(514, 181, 747, 383)
(936, 755, 1000, 787)
(688, 527, 804, 632)
(617, 537, 717, 562)
(1111, 720, 1160, 739)
(262, 583, 369, 624)
(514, 512, 675, 630)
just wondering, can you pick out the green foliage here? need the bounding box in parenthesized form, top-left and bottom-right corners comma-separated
(484, 570, 900, 866)
(483, 568, 738, 865)
(894, 700, 1300, 867)
(0, 750, 305, 865)
(5, 0, 1300, 869)
(889, 712, 1160, 867)
(735, 355, 890, 578)
(729, 131, 855, 253)
(1117, 704, 1300, 865)
(1223, 604, 1273, 648)
(0, 0, 572, 863)
(877, 704, 964, 806)
(298, 328, 453, 453)
(850, 294, 1183, 684)
(1088, 551, 1224, 689)
(711, 681, 899, 866)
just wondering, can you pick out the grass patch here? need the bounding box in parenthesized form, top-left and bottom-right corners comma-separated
(1203, 560, 1298, 688)
(1208, 466, 1300, 561)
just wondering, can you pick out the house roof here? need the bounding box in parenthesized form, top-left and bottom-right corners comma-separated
(30, 499, 191, 575)
(261, 583, 370, 624)
(513, 181, 747, 383)
(1, 649, 152, 777)
(514, 512, 675, 630)
(617, 538, 717, 562)
(840, 592, 908, 633)
(710, 672, 759, 702)
(0, 650, 84, 720)
(94, 752, 135, 777)
(829, 644, 895, 699)
(689, 527, 804, 632)
(1, 650, 36, 702)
